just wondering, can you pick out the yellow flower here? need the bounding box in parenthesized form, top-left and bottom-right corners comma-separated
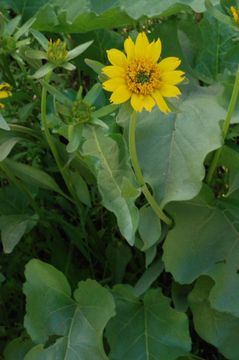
(0, 83, 12, 109)
(230, 6, 239, 25)
(102, 32, 184, 113)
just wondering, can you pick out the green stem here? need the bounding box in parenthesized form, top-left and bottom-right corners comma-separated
(128, 111, 172, 226)
(41, 73, 76, 204)
(0, 161, 40, 215)
(206, 67, 239, 185)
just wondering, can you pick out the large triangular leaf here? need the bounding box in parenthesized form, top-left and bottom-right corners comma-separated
(118, 85, 224, 208)
(106, 285, 191, 360)
(24, 259, 115, 359)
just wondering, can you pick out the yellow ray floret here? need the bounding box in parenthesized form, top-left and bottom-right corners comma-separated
(102, 32, 184, 113)
(0, 83, 12, 109)
(230, 6, 239, 25)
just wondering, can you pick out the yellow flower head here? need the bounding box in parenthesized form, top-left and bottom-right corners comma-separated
(230, 6, 239, 25)
(102, 32, 185, 113)
(47, 38, 68, 66)
(0, 83, 12, 110)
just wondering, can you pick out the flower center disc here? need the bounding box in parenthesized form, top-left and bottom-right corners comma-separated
(126, 58, 161, 95)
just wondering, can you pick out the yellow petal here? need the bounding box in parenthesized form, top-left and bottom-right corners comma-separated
(130, 94, 145, 112)
(124, 36, 135, 61)
(0, 91, 11, 99)
(135, 32, 149, 58)
(146, 39, 162, 63)
(152, 90, 170, 113)
(159, 84, 181, 98)
(0, 83, 11, 91)
(143, 95, 155, 112)
(158, 57, 181, 72)
(107, 49, 128, 67)
(102, 65, 126, 78)
(161, 70, 185, 85)
(110, 85, 131, 104)
(103, 78, 126, 92)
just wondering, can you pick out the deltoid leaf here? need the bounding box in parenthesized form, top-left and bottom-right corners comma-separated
(5, 0, 219, 32)
(194, 12, 239, 82)
(163, 184, 239, 317)
(24, 259, 115, 360)
(118, 85, 224, 208)
(82, 126, 139, 245)
(189, 276, 239, 360)
(106, 285, 191, 360)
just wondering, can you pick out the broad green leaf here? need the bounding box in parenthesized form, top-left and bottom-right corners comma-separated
(163, 185, 239, 318)
(82, 126, 139, 245)
(4, 158, 64, 195)
(163, 186, 238, 283)
(106, 285, 191, 360)
(32, 63, 55, 79)
(4, 336, 34, 360)
(118, 85, 224, 208)
(24, 259, 115, 359)
(6, 0, 219, 33)
(189, 276, 239, 360)
(0, 214, 38, 253)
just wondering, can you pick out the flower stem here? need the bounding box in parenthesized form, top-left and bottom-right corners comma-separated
(128, 111, 172, 226)
(206, 67, 239, 185)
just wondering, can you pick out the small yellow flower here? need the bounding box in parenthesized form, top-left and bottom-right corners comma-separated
(0, 83, 12, 109)
(230, 6, 239, 25)
(102, 32, 184, 113)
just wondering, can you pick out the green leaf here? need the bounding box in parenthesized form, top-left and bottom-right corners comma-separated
(134, 259, 164, 296)
(66, 124, 83, 153)
(118, 84, 224, 208)
(67, 40, 93, 61)
(32, 63, 55, 79)
(138, 206, 161, 251)
(24, 259, 115, 358)
(106, 285, 191, 360)
(0, 214, 38, 253)
(0, 113, 10, 131)
(194, 12, 239, 82)
(0, 131, 20, 161)
(4, 336, 34, 360)
(189, 276, 239, 360)
(163, 186, 234, 283)
(4, 158, 65, 195)
(105, 241, 132, 283)
(163, 185, 239, 318)
(82, 126, 139, 245)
